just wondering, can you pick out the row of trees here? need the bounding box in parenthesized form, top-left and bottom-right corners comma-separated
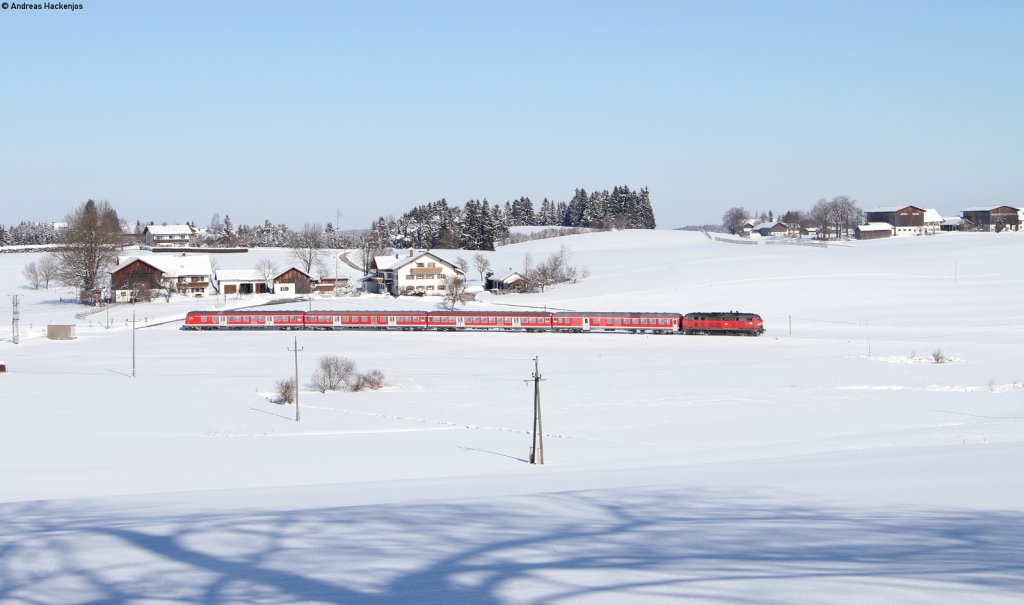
(364, 185, 656, 252)
(0, 221, 60, 246)
(722, 195, 864, 238)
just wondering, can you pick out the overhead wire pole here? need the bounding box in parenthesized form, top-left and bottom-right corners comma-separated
(9, 295, 21, 344)
(335, 209, 342, 295)
(128, 310, 140, 377)
(288, 336, 304, 422)
(526, 356, 545, 464)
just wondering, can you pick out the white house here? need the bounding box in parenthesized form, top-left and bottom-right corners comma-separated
(143, 225, 194, 248)
(365, 250, 464, 296)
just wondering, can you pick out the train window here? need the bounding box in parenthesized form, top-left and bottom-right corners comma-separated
(489, 317, 495, 323)
(378, 316, 385, 323)
(362, 316, 369, 322)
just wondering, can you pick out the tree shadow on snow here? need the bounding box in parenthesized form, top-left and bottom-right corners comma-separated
(1, 487, 1022, 604)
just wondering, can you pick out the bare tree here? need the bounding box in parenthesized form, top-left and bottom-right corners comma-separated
(721, 207, 750, 234)
(524, 245, 588, 292)
(54, 199, 122, 301)
(38, 254, 58, 289)
(254, 258, 278, 290)
(312, 355, 357, 392)
(23, 261, 41, 289)
(830, 195, 862, 238)
(455, 256, 469, 275)
(808, 199, 831, 238)
(289, 223, 325, 274)
(275, 378, 296, 404)
(472, 252, 491, 281)
(351, 368, 386, 391)
(357, 232, 385, 275)
(443, 275, 468, 310)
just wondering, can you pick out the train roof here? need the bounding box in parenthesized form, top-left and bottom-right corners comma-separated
(428, 310, 550, 316)
(552, 311, 681, 317)
(684, 311, 762, 317)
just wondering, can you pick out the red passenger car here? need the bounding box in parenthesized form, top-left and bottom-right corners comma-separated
(184, 311, 306, 329)
(427, 311, 551, 330)
(563, 312, 680, 333)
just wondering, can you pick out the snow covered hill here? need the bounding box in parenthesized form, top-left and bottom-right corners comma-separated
(1, 230, 1022, 604)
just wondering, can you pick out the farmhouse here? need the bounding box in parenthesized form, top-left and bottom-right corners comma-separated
(486, 271, 530, 293)
(960, 206, 1021, 232)
(143, 224, 194, 248)
(365, 250, 464, 296)
(110, 255, 213, 302)
(751, 222, 790, 237)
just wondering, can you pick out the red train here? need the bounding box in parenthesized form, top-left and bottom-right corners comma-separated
(184, 310, 765, 336)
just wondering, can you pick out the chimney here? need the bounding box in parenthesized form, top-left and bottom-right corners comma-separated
(409, 248, 414, 257)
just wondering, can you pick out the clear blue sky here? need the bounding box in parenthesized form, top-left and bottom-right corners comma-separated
(1, 0, 1021, 229)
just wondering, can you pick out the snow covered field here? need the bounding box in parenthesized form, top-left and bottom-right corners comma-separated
(1, 230, 1022, 604)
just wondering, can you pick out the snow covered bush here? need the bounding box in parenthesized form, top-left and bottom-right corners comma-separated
(351, 369, 386, 392)
(312, 355, 357, 393)
(932, 349, 947, 363)
(275, 378, 296, 404)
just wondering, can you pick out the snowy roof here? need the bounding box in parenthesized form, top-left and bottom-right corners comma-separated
(941, 217, 966, 225)
(857, 222, 894, 232)
(866, 205, 926, 213)
(962, 205, 1021, 212)
(752, 222, 787, 230)
(923, 209, 943, 224)
(373, 251, 464, 273)
(143, 225, 193, 236)
(215, 269, 263, 282)
(273, 266, 311, 279)
(113, 255, 212, 277)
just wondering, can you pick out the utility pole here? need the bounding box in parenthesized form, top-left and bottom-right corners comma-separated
(128, 310, 140, 378)
(9, 295, 21, 344)
(288, 336, 303, 422)
(335, 209, 342, 295)
(525, 356, 545, 464)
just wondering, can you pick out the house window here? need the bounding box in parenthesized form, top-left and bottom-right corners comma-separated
(416, 263, 425, 267)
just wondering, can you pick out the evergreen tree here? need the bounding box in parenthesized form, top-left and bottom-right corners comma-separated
(564, 188, 588, 226)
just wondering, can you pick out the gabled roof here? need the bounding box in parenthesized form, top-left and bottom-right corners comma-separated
(273, 266, 312, 280)
(962, 205, 1021, 212)
(752, 222, 788, 230)
(112, 255, 212, 277)
(857, 222, 894, 232)
(923, 209, 943, 223)
(372, 250, 464, 273)
(866, 205, 925, 213)
(143, 224, 193, 236)
(215, 269, 263, 282)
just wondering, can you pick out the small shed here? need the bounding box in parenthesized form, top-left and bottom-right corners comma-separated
(47, 324, 77, 340)
(856, 223, 894, 240)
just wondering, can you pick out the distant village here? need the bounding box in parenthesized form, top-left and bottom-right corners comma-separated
(738, 204, 1021, 239)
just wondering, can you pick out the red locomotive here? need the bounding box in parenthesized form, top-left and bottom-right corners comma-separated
(184, 309, 764, 335)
